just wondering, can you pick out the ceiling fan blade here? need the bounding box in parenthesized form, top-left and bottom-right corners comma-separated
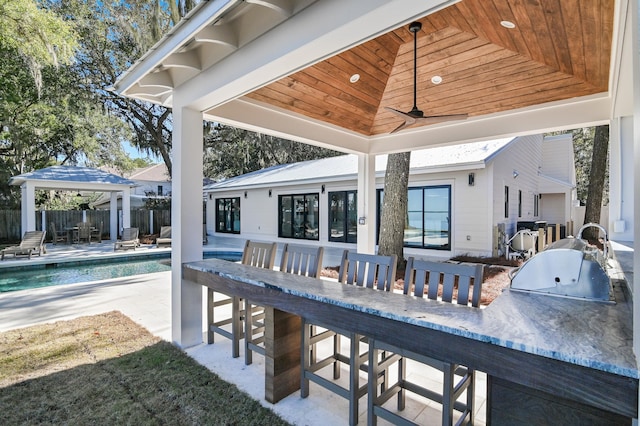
(415, 113, 468, 125)
(384, 106, 414, 119)
(389, 120, 413, 134)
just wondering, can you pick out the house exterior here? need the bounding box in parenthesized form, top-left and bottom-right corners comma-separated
(93, 163, 171, 209)
(204, 133, 576, 259)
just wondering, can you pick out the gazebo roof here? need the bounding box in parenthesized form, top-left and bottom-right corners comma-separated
(9, 166, 135, 191)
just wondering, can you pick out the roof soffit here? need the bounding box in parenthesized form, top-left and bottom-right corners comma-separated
(116, 0, 618, 152)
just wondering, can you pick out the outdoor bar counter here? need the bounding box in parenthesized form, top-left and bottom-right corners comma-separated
(183, 258, 638, 424)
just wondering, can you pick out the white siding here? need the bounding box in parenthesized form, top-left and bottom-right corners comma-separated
(490, 134, 543, 236)
(204, 133, 573, 258)
(541, 134, 575, 184)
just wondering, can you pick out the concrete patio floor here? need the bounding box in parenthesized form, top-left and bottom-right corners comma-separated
(0, 236, 490, 425)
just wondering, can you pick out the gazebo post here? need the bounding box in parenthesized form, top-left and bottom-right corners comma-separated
(171, 105, 204, 348)
(356, 153, 376, 255)
(110, 192, 118, 240)
(122, 187, 131, 229)
(20, 182, 36, 234)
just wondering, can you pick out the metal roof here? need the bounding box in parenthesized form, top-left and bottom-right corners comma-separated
(9, 166, 135, 188)
(204, 137, 514, 191)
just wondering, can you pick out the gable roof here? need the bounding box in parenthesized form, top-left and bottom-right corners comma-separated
(128, 163, 171, 182)
(9, 166, 135, 187)
(204, 137, 514, 191)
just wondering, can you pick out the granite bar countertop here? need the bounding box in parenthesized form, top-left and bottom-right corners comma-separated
(184, 258, 638, 380)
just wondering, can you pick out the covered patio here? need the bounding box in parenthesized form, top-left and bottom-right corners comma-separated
(113, 0, 639, 423)
(9, 165, 136, 241)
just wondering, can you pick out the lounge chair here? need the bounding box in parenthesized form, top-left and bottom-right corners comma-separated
(114, 227, 140, 251)
(1, 230, 47, 260)
(156, 226, 171, 248)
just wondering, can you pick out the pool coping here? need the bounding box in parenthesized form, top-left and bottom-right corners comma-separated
(0, 246, 242, 271)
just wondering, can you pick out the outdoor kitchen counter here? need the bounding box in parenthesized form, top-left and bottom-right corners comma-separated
(184, 258, 638, 423)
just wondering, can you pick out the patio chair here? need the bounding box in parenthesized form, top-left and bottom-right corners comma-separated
(49, 222, 67, 245)
(1, 230, 47, 260)
(506, 229, 537, 260)
(156, 226, 172, 248)
(206, 240, 277, 358)
(301, 250, 397, 426)
(90, 221, 103, 242)
(244, 244, 324, 365)
(114, 227, 140, 251)
(367, 258, 483, 426)
(74, 222, 92, 244)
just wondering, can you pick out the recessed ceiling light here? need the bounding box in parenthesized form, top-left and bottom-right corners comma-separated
(431, 75, 443, 85)
(349, 73, 360, 83)
(500, 20, 516, 29)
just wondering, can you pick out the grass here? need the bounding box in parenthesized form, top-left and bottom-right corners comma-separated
(0, 311, 291, 425)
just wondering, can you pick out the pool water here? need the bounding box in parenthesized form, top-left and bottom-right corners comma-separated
(0, 252, 241, 293)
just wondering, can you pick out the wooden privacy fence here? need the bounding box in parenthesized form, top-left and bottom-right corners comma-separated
(0, 209, 171, 242)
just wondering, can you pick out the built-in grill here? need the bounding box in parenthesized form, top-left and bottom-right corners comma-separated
(509, 223, 615, 303)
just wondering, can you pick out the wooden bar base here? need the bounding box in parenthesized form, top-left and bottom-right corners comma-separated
(487, 375, 631, 425)
(265, 307, 301, 403)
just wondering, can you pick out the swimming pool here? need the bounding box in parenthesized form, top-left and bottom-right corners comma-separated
(0, 252, 241, 293)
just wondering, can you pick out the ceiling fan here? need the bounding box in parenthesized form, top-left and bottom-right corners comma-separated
(385, 21, 468, 134)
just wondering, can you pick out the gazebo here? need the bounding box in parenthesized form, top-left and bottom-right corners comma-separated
(9, 165, 136, 241)
(112, 0, 638, 421)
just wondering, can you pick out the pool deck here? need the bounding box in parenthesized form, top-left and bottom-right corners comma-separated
(0, 236, 634, 425)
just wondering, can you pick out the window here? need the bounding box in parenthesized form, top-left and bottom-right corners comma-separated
(215, 197, 240, 233)
(328, 191, 357, 243)
(518, 190, 522, 217)
(534, 194, 539, 217)
(278, 193, 319, 240)
(157, 185, 163, 196)
(377, 185, 451, 250)
(504, 186, 509, 218)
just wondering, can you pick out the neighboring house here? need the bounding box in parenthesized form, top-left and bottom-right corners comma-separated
(93, 164, 171, 209)
(204, 133, 576, 259)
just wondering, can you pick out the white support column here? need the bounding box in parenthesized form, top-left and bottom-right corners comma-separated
(632, 0, 640, 362)
(150, 210, 154, 235)
(21, 182, 36, 234)
(110, 192, 118, 241)
(41, 210, 46, 232)
(356, 153, 377, 254)
(122, 187, 131, 229)
(172, 104, 204, 348)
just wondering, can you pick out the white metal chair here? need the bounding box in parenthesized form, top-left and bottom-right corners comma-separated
(244, 243, 324, 365)
(207, 240, 276, 358)
(368, 258, 483, 426)
(301, 250, 397, 425)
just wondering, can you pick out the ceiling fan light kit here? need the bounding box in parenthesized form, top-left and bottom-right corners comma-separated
(385, 21, 468, 133)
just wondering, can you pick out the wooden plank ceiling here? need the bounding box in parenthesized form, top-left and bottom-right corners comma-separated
(245, 0, 614, 136)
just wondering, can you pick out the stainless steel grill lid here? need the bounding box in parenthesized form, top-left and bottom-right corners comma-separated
(509, 224, 614, 303)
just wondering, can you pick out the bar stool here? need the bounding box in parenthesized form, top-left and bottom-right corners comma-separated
(301, 250, 397, 425)
(245, 243, 324, 365)
(206, 240, 276, 358)
(367, 257, 484, 425)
